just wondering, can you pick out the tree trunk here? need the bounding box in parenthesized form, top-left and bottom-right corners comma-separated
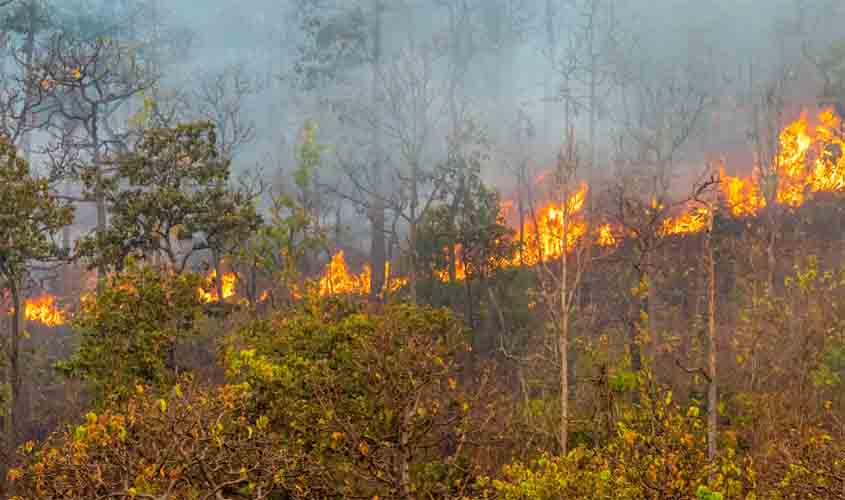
(213, 248, 223, 302)
(20, 10, 35, 161)
(559, 234, 569, 456)
(92, 107, 108, 292)
(707, 209, 718, 463)
(558, 149, 571, 456)
(8, 283, 21, 452)
(368, 0, 386, 301)
(408, 161, 419, 305)
(766, 216, 776, 292)
(543, 0, 556, 146)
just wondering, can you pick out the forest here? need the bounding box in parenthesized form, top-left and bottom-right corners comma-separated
(0, 0, 844, 498)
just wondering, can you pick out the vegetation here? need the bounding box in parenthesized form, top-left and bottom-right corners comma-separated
(1, 1, 845, 499)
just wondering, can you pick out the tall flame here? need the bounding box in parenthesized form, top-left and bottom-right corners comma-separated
(720, 108, 845, 214)
(317, 250, 407, 296)
(198, 270, 237, 303)
(720, 168, 766, 217)
(519, 184, 589, 265)
(775, 114, 813, 207)
(660, 206, 711, 236)
(24, 294, 66, 326)
(596, 224, 617, 247)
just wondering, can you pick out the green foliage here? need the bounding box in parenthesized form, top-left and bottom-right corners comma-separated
(479, 375, 754, 500)
(418, 154, 517, 284)
(609, 370, 639, 393)
(226, 301, 504, 498)
(76, 122, 261, 272)
(293, 119, 328, 192)
(236, 121, 328, 302)
(56, 261, 206, 405)
(0, 138, 73, 286)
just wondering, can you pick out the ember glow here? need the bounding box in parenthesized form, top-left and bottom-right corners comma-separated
(24, 294, 66, 327)
(198, 270, 237, 303)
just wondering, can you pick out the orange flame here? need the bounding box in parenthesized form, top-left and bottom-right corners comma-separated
(435, 245, 468, 282)
(596, 224, 617, 247)
(519, 184, 589, 265)
(198, 270, 237, 303)
(809, 108, 845, 192)
(24, 294, 66, 326)
(775, 114, 813, 207)
(719, 108, 845, 214)
(660, 206, 711, 236)
(317, 250, 407, 296)
(720, 168, 766, 217)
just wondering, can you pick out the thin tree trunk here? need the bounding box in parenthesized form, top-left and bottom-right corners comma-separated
(368, 0, 386, 301)
(20, 7, 35, 162)
(8, 283, 21, 452)
(707, 206, 718, 463)
(559, 194, 569, 456)
(92, 107, 108, 292)
(213, 248, 223, 302)
(408, 161, 418, 305)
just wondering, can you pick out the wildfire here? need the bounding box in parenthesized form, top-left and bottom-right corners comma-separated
(775, 114, 813, 207)
(435, 245, 468, 282)
(719, 107, 845, 214)
(660, 206, 711, 236)
(24, 294, 65, 327)
(519, 184, 589, 265)
(596, 224, 617, 247)
(809, 108, 845, 192)
(198, 270, 237, 303)
(317, 250, 407, 296)
(720, 168, 766, 217)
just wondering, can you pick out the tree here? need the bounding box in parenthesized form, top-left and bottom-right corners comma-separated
(417, 156, 518, 335)
(0, 137, 72, 453)
(75, 122, 261, 275)
(236, 120, 328, 306)
(137, 61, 261, 160)
(55, 261, 205, 405)
(334, 40, 450, 304)
(295, 0, 390, 299)
(227, 302, 506, 499)
(606, 50, 710, 379)
(7, 381, 302, 499)
(480, 373, 753, 500)
(542, 133, 589, 456)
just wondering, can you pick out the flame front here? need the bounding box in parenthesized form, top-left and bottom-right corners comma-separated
(24, 294, 65, 326)
(198, 270, 237, 303)
(519, 184, 589, 265)
(720, 168, 766, 217)
(775, 114, 813, 207)
(596, 224, 617, 247)
(809, 109, 845, 192)
(720, 108, 845, 214)
(317, 250, 406, 296)
(660, 206, 711, 236)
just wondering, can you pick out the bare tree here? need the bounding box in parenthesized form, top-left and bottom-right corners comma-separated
(332, 40, 450, 304)
(607, 54, 710, 376)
